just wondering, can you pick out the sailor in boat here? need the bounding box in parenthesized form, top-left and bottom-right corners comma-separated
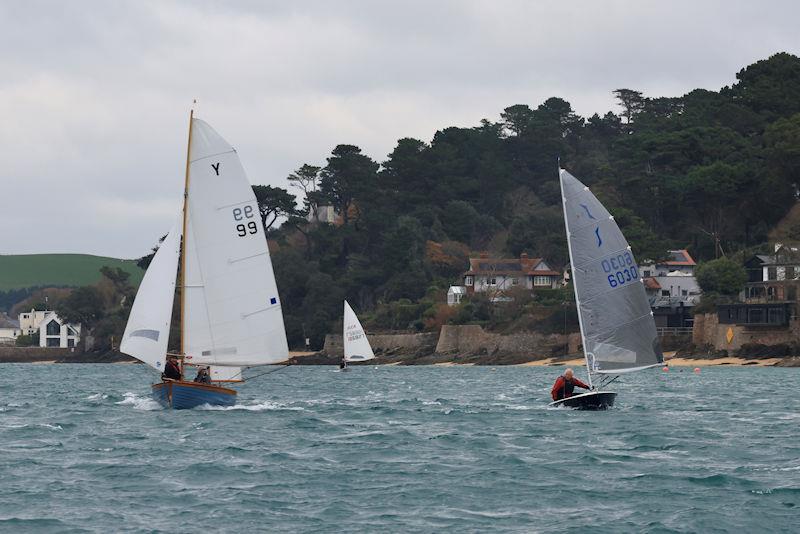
(162, 355, 182, 381)
(194, 366, 211, 384)
(339, 357, 346, 370)
(550, 368, 591, 401)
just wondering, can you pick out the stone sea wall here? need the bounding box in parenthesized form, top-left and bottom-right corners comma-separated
(692, 313, 800, 352)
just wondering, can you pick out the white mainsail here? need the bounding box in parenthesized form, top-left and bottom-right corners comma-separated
(120, 221, 182, 371)
(343, 300, 375, 362)
(183, 118, 289, 367)
(560, 169, 663, 376)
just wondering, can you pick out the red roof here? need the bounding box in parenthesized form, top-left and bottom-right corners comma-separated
(643, 277, 661, 290)
(663, 249, 696, 266)
(464, 254, 560, 276)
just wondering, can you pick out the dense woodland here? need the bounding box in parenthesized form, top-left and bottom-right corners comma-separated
(8, 53, 800, 352)
(256, 53, 800, 348)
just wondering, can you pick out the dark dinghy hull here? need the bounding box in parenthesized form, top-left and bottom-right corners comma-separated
(548, 391, 617, 410)
(152, 381, 237, 409)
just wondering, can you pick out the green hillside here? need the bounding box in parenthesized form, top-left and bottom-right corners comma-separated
(0, 254, 144, 291)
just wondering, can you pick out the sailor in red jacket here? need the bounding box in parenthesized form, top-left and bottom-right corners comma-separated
(551, 368, 591, 401)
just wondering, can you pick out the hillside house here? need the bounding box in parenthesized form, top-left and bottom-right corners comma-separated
(641, 250, 701, 328)
(462, 253, 561, 300)
(0, 315, 20, 345)
(38, 312, 81, 348)
(19, 309, 52, 335)
(744, 244, 800, 302)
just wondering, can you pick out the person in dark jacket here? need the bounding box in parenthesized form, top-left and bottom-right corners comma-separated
(194, 366, 211, 384)
(551, 368, 591, 401)
(162, 355, 182, 381)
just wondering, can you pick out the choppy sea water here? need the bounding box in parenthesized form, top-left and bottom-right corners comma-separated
(1, 364, 798, 533)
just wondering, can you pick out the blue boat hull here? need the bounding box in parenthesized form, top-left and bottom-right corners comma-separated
(151, 381, 237, 409)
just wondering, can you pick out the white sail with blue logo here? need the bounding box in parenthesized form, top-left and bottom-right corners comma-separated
(182, 118, 289, 367)
(560, 169, 663, 374)
(120, 220, 182, 371)
(343, 300, 375, 362)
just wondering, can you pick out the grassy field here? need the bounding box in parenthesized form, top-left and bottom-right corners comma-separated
(0, 254, 144, 291)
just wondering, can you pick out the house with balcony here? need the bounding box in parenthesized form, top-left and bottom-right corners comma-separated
(462, 253, 561, 300)
(743, 244, 800, 303)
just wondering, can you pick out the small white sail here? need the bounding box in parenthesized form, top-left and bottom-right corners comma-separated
(183, 118, 289, 367)
(210, 366, 243, 382)
(343, 300, 375, 362)
(120, 221, 182, 372)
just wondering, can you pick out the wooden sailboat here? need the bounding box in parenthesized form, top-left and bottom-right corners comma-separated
(549, 168, 663, 410)
(340, 300, 375, 371)
(120, 112, 289, 409)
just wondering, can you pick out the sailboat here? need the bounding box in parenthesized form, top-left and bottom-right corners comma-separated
(120, 112, 289, 409)
(340, 300, 375, 371)
(549, 168, 663, 410)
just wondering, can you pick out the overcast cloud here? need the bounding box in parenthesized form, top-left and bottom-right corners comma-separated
(1, 0, 798, 258)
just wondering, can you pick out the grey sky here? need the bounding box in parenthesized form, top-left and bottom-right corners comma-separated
(2, 0, 798, 258)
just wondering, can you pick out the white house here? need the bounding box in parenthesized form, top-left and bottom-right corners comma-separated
(463, 253, 561, 297)
(19, 309, 52, 335)
(38, 312, 81, 348)
(0, 315, 20, 345)
(447, 286, 467, 306)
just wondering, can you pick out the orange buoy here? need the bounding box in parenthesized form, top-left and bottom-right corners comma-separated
(694, 367, 701, 373)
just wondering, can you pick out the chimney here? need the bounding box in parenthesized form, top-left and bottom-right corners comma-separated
(520, 253, 528, 260)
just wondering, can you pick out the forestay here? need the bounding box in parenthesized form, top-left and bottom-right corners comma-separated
(120, 221, 182, 371)
(560, 169, 663, 373)
(183, 118, 289, 367)
(343, 300, 375, 362)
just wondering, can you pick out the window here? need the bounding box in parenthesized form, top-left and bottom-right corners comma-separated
(464, 276, 473, 286)
(68, 326, 78, 336)
(67, 339, 75, 348)
(46, 320, 60, 336)
(661, 290, 670, 296)
(643, 270, 651, 277)
(767, 267, 777, 280)
(682, 289, 688, 296)
(488, 277, 497, 286)
(533, 276, 551, 286)
(748, 308, 765, 324)
(768, 308, 785, 324)
(47, 338, 60, 347)
(511, 277, 519, 286)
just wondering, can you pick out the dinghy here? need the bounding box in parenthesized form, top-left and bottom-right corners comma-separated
(549, 169, 663, 410)
(121, 111, 289, 409)
(340, 300, 375, 371)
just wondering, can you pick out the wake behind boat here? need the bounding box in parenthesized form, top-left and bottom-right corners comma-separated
(549, 168, 663, 410)
(119, 112, 289, 409)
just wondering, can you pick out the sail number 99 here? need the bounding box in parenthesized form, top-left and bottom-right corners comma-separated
(232, 206, 258, 237)
(602, 251, 638, 288)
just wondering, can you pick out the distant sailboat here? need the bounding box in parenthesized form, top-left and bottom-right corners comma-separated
(340, 300, 375, 371)
(550, 168, 663, 410)
(120, 112, 289, 409)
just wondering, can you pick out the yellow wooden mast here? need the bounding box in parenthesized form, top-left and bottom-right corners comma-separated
(180, 108, 194, 363)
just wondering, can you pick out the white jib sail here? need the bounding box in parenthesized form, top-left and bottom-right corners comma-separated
(183, 118, 289, 367)
(559, 169, 663, 375)
(120, 221, 182, 372)
(343, 300, 375, 362)
(210, 366, 243, 382)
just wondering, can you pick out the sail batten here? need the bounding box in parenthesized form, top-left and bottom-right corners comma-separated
(560, 169, 663, 374)
(343, 301, 375, 363)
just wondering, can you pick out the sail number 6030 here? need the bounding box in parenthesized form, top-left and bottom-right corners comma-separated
(232, 206, 258, 237)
